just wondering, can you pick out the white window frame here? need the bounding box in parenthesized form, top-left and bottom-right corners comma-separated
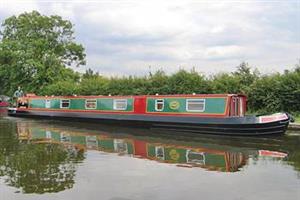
(85, 99, 97, 110)
(60, 133, 71, 143)
(186, 99, 205, 112)
(155, 146, 165, 160)
(113, 139, 128, 153)
(46, 130, 52, 139)
(155, 99, 164, 111)
(60, 99, 70, 109)
(45, 99, 51, 108)
(113, 99, 127, 110)
(186, 150, 205, 165)
(86, 135, 98, 148)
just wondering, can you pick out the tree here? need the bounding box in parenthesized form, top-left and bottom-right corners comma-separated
(168, 69, 211, 94)
(146, 70, 170, 94)
(233, 62, 259, 85)
(77, 69, 109, 95)
(0, 11, 85, 95)
(211, 73, 241, 94)
(41, 80, 79, 96)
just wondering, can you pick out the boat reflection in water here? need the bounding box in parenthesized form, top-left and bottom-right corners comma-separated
(16, 122, 288, 174)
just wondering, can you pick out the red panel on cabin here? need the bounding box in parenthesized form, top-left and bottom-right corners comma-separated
(134, 140, 147, 158)
(134, 97, 146, 114)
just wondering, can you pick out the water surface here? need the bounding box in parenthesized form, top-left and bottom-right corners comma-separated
(0, 111, 299, 200)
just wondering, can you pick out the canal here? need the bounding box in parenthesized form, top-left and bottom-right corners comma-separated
(0, 110, 299, 200)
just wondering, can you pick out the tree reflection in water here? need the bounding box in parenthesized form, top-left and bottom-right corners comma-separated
(0, 121, 85, 194)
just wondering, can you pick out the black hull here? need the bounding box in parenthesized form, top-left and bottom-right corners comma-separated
(7, 109, 290, 136)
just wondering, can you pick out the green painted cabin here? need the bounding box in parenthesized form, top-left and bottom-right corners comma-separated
(23, 94, 243, 116)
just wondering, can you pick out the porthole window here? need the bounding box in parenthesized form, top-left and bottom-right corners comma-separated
(60, 99, 70, 109)
(85, 99, 97, 109)
(155, 146, 165, 160)
(45, 99, 51, 108)
(155, 99, 164, 111)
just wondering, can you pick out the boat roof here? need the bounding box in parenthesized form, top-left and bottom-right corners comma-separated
(22, 94, 246, 99)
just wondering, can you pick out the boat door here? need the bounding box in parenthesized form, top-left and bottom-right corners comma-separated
(134, 96, 146, 114)
(230, 96, 245, 117)
(230, 96, 240, 117)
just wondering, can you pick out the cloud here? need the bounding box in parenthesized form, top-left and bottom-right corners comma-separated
(0, 0, 299, 76)
(204, 45, 245, 60)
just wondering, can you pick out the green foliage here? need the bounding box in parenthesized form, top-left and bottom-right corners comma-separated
(211, 73, 241, 93)
(211, 62, 259, 94)
(247, 68, 300, 114)
(247, 74, 282, 113)
(79, 71, 109, 95)
(107, 76, 148, 95)
(41, 80, 79, 96)
(146, 70, 170, 94)
(0, 11, 85, 95)
(168, 69, 211, 94)
(295, 116, 300, 123)
(233, 62, 259, 87)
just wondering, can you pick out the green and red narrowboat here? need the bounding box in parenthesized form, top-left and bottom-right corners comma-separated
(8, 94, 291, 136)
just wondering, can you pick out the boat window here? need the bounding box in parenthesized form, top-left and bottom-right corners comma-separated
(186, 150, 205, 165)
(114, 139, 128, 154)
(113, 99, 127, 110)
(186, 99, 205, 112)
(86, 136, 98, 148)
(46, 131, 52, 139)
(155, 99, 164, 111)
(60, 133, 71, 143)
(85, 99, 97, 109)
(155, 146, 165, 160)
(45, 99, 51, 108)
(60, 99, 70, 109)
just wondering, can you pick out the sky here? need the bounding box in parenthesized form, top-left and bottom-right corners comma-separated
(0, 0, 299, 76)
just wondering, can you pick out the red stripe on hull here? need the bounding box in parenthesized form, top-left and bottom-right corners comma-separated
(18, 108, 227, 118)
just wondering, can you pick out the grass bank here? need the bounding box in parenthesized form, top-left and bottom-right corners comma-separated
(295, 116, 300, 123)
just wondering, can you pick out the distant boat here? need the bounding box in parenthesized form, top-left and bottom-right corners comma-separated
(7, 93, 291, 136)
(0, 95, 9, 107)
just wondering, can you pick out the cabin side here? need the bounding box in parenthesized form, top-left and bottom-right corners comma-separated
(26, 96, 135, 113)
(143, 95, 229, 117)
(18, 94, 246, 117)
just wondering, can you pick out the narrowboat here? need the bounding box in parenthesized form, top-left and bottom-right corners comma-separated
(8, 94, 291, 136)
(0, 101, 9, 107)
(0, 96, 9, 107)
